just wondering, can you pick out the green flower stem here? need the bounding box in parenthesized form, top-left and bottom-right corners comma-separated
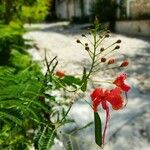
(76, 92, 93, 108)
(103, 42, 117, 52)
(102, 48, 116, 58)
(58, 104, 72, 125)
(95, 36, 106, 49)
(86, 30, 97, 79)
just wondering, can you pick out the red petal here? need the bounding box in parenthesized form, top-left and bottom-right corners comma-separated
(90, 88, 104, 112)
(107, 87, 124, 110)
(121, 83, 131, 92)
(114, 73, 131, 92)
(90, 88, 103, 101)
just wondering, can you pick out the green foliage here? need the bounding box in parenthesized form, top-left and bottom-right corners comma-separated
(0, 55, 85, 149)
(36, 126, 55, 150)
(66, 138, 73, 150)
(0, 0, 49, 24)
(0, 66, 48, 149)
(94, 112, 102, 147)
(0, 24, 25, 65)
(21, 0, 49, 23)
(9, 50, 32, 69)
(81, 67, 87, 92)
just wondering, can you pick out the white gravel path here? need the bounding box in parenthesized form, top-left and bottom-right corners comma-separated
(24, 22, 150, 150)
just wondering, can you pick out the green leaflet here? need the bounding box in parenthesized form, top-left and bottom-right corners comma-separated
(38, 126, 55, 150)
(66, 138, 73, 150)
(62, 75, 82, 86)
(94, 112, 102, 147)
(81, 67, 87, 92)
(55, 75, 82, 90)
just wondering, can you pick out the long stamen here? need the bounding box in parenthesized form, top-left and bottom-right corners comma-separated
(102, 107, 110, 146)
(120, 92, 128, 110)
(124, 92, 128, 107)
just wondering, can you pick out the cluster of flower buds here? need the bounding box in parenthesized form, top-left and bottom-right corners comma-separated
(76, 29, 129, 75)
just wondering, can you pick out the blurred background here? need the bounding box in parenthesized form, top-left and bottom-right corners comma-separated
(0, 0, 150, 149)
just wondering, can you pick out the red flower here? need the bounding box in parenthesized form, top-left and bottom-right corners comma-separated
(56, 71, 65, 78)
(90, 87, 124, 146)
(113, 73, 131, 92)
(90, 87, 124, 112)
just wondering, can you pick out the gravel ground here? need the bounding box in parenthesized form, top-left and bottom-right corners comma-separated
(24, 22, 150, 150)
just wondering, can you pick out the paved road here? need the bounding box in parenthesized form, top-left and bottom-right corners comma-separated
(25, 22, 150, 150)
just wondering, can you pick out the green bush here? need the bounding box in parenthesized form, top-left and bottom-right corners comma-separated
(0, 58, 84, 149)
(0, 24, 25, 65)
(21, 0, 49, 23)
(0, 0, 49, 24)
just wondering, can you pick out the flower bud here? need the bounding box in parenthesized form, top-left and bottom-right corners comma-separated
(85, 43, 88, 46)
(85, 46, 89, 51)
(101, 57, 106, 62)
(76, 39, 81, 43)
(108, 58, 115, 65)
(100, 47, 105, 52)
(56, 71, 65, 78)
(81, 34, 86, 37)
(105, 34, 110, 38)
(116, 40, 121, 43)
(115, 45, 120, 49)
(120, 60, 129, 67)
(107, 30, 111, 33)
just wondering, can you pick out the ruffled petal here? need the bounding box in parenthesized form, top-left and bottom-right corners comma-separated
(90, 88, 104, 112)
(113, 73, 131, 92)
(106, 87, 124, 110)
(90, 88, 103, 101)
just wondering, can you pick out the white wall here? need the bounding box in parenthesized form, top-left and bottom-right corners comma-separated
(56, 1, 68, 19)
(55, 0, 95, 19)
(83, 0, 93, 16)
(115, 20, 150, 36)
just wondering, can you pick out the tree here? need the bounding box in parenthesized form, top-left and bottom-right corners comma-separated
(90, 0, 118, 31)
(0, 0, 49, 24)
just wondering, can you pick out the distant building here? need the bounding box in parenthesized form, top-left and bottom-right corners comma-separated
(55, 0, 150, 20)
(117, 0, 150, 19)
(130, 0, 150, 19)
(55, 0, 94, 20)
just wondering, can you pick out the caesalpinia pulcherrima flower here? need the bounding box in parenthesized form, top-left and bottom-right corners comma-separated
(90, 73, 131, 146)
(76, 19, 131, 147)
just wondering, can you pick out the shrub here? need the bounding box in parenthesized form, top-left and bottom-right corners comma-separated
(0, 24, 25, 65)
(0, 0, 49, 24)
